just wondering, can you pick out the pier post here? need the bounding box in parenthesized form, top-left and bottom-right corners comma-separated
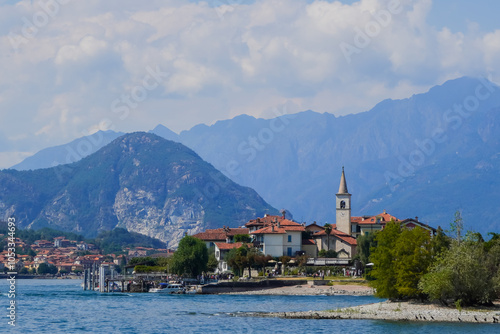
(99, 264, 107, 293)
(83, 269, 87, 290)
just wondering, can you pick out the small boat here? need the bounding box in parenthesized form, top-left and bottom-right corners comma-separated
(149, 283, 185, 294)
(184, 285, 199, 294)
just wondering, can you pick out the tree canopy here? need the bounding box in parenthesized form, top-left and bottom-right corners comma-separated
(420, 235, 500, 306)
(170, 235, 208, 277)
(368, 212, 500, 306)
(370, 222, 433, 300)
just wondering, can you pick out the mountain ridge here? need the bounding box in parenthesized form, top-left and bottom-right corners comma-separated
(0, 132, 277, 247)
(9, 76, 500, 234)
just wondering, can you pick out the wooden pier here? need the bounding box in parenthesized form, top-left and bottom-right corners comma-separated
(83, 263, 175, 293)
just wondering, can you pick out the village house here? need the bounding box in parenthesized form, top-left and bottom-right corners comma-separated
(214, 242, 253, 273)
(249, 216, 305, 257)
(193, 226, 250, 249)
(54, 237, 72, 248)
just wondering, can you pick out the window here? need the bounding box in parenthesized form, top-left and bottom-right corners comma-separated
(287, 235, 292, 243)
(287, 247, 292, 256)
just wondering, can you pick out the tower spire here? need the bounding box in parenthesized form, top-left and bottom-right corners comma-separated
(338, 166, 348, 194)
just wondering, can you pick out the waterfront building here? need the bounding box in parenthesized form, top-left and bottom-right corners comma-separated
(193, 227, 249, 249)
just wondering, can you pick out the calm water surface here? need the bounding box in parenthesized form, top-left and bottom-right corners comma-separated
(0, 279, 498, 333)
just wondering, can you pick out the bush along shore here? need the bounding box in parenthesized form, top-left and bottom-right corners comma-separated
(246, 300, 500, 323)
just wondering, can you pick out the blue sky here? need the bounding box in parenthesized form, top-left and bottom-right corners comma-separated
(1, 0, 500, 168)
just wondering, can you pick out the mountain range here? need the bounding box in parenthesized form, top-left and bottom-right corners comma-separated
(1, 133, 276, 247)
(8, 76, 500, 235)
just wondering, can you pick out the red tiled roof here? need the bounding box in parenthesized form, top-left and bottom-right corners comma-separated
(193, 228, 249, 241)
(305, 222, 324, 230)
(353, 212, 400, 225)
(334, 230, 357, 246)
(251, 223, 305, 235)
(245, 215, 299, 227)
(313, 229, 357, 245)
(214, 242, 253, 250)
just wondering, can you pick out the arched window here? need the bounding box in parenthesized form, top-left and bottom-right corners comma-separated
(340, 200, 346, 209)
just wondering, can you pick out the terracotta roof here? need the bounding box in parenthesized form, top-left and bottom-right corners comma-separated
(334, 230, 357, 246)
(214, 242, 253, 250)
(305, 223, 324, 230)
(354, 212, 400, 225)
(251, 223, 305, 235)
(193, 228, 249, 241)
(245, 215, 298, 227)
(313, 229, 357, 245)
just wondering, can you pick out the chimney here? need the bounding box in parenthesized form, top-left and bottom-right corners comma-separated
(271, 224, 275, 232)
(276, 218, 280, 228)
(383, 209, 386, 214)
(415, 216, 419, 222)
(281, 209, 286, 219)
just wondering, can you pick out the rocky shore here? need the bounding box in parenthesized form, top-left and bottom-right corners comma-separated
(222, 283, 373, 296)
(248, 300, 500, 324)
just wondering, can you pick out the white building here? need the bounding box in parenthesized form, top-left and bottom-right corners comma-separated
(251, 218, 305, 257)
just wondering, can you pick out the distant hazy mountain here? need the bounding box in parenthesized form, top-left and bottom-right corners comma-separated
(0, 133, 276, 247)
(10, 77, 500, 234)
(149, 124, 180, 142)
(11, 130, 124, 171)
(176, 77, 500, 234)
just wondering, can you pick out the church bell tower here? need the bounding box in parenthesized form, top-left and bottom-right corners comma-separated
(336, 167, 352, 236)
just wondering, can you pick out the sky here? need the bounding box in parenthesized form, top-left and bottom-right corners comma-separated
(1, 0, 500, 168)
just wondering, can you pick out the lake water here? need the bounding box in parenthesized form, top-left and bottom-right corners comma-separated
(0, 279, 498, 333)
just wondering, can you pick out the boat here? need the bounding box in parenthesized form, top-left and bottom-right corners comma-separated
(184, 285, 199, 294)
(149, 283, 186, 294)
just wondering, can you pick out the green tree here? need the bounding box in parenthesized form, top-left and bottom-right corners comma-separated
(356, 232, 377, 266)
(371, 223, 433, 300)
(393, 227, 432, 299)
(419, 240, 496, 306)
(318, 249, 337, 258)
(226, 245, 264, 277)
(370, 221, 401, 299)
(430, 226, 450, 258)
(129, 257, 157, 266)
(171, 235, 208, 277)
(234, 234, 251, 243)
(207, 254, 219, 272)
(226, 246, 245, 276)
(485, 232, 500, 252)
(37, 263, 58, 275)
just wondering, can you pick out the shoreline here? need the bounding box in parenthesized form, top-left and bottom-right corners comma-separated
(220, 283, 374, 296)
(245, 300, 500, 324)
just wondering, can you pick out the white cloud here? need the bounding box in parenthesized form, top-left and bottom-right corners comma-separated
(1, 0, 500, 158)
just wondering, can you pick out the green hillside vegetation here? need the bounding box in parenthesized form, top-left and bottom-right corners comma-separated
(89, 228, 166, 254)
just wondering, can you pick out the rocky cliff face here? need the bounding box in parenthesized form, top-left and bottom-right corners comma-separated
(113, 188, 206, 248)
(0, 133, 277, 247)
